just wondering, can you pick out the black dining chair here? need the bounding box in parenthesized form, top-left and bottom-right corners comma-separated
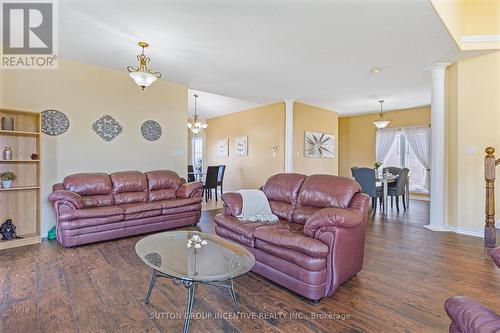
(388, 167, 409, 212)
(352, 167, 384, 211)
(187, 165, 195, 183)
(217, 165, 226, 196)
(204, 166, 219, 202)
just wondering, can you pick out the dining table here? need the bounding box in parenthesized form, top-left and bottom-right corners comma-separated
(376, 173, 410, 214)
(187, 171, 205, 181)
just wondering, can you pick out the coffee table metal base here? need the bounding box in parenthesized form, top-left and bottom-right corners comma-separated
(144, 269, 240, 333)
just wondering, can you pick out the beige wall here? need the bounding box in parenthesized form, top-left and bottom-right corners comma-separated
(206, 102, 285, 191)
(338, 106, 431, 177)
(430, 0, 500, 50)
(293, 102, 338, 175)
(0, 59, 188, 235)
(445, 51, 500, 230)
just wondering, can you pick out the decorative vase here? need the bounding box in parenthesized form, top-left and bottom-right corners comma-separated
(3, 147, 12, 160)
(1, 117, 14, 131)
(2, 180, 12, 189)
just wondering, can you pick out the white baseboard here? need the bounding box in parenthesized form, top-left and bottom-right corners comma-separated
(445, 225, 483, 238)
(424, 224, 483, 238)
(410, 195, 430, 202)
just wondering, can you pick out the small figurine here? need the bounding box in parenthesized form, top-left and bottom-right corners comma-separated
(0, 219, 22, 240)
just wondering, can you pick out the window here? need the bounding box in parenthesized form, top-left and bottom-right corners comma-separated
(382, 132, 428, 193)
(192, 137, 203, 172)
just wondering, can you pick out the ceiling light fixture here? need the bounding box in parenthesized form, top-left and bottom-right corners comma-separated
(370, 67, 381, 74)
(373, 100, 390, 129)
(127, 41, 161, 90)
(187, 94, 208, 134)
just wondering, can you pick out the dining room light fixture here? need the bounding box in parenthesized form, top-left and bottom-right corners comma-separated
(127, 41, 161, 90)
(187, 94, 208, 134)
(373, 100, 391, 129)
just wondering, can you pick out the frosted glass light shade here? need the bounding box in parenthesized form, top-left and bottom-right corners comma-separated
(373, 119, 390, 129)
(130, 71, 157, 89)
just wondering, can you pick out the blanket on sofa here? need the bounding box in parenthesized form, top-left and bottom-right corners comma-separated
(237, 189, 278, 223)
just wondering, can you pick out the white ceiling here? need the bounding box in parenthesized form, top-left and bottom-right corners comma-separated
(187, 89, 260, 119)
(59, 0, 479, 117)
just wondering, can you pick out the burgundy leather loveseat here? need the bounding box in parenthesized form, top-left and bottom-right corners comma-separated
(49, 170, 203, 247)
(214, 173, 370, 302)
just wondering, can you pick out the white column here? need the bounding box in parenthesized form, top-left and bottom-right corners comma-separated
(426, 63, 451, 231)
(284, 99, 294, 173)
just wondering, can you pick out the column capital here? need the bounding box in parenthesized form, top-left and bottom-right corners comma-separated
(430, 62, 452, 70)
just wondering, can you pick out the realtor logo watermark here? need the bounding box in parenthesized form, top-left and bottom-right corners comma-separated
(1, 0, 58, 69)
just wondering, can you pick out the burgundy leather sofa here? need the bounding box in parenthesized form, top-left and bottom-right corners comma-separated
(445, 247, 500, 332)
(214, 173, 370, 302)
(49, 170, 203, 247)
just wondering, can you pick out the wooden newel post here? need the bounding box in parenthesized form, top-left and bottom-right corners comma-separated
(485, 147, 496, 250)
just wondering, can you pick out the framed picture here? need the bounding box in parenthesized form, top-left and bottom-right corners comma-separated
(235, 136, 248, 156)
(217, 139, 229, 156)
(304, 131, 335, 158)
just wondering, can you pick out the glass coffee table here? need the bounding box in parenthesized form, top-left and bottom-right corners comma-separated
(135, 231, 255, 333)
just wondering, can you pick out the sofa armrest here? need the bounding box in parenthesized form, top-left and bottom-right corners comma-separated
(445, 296, 500, 333)
(176, 181, 203, 198)
(303, 207, 363, 237)
(221, 192, 242, 217)
(48, 190, 84, 209)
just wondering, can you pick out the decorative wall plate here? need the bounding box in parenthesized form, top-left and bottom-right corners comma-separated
(141, 120, 162, 141)
(92, 115, 122, 142)
(41, 110, 70, 136)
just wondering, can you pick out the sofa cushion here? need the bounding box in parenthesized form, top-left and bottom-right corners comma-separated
(157, 197, 202, 209)
(292, 206, 320, 225)
(119, 202, 163, 220)
(296, 174, 361, 209)
(254, 239, 326, 271)
(63, 173, 114, 208)
(253, 221, 329, 258)
(262, 173, 307, 204)
(59, 205, 125, 222)
(146, 170, 180, 201)
(162, 203, 202, 215)
(213, 214, 264, 247)
(111, 171, 148, 205)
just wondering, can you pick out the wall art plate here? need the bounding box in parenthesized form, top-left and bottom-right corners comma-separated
(41, 110, 69, 136)
(92, 115, 122, 142)
(141, 120, 162, 141)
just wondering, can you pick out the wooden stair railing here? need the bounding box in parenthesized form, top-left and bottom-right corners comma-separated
(485, 147, 500, 250)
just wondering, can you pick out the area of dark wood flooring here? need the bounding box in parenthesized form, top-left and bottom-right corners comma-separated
(1, 199, 499, 333)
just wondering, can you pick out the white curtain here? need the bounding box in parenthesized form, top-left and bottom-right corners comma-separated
(375, 128, 397, 162)
(403, 126, 431, 190)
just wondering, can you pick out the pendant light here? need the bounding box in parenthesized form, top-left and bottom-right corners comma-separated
(187, 94, 208, 134)
(373, 100, 390, 129)
(127, 42, 161, 90)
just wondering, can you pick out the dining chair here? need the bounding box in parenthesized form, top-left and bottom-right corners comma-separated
(383, 166, 402, 175)
(351, 167, 358, 177)
(388, 167, 409, 212)
(383, 166, 402, 207)
(217, 165, 226, 196)
(352, 167, 384, 211)
(187, 165, 195, 183)
(204, 166, 219, 202)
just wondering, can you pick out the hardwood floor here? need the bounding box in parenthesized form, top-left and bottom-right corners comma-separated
(1, 200, 500, 333)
